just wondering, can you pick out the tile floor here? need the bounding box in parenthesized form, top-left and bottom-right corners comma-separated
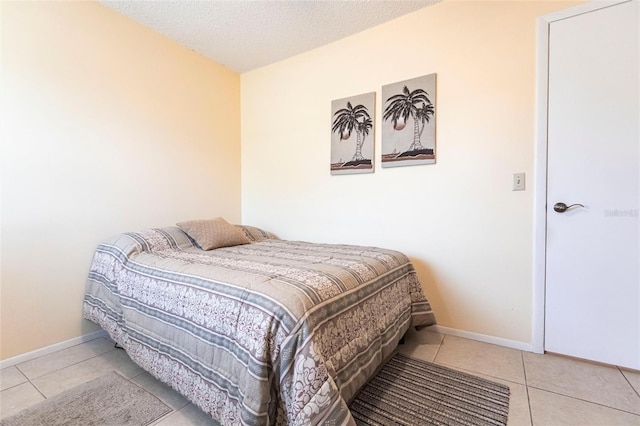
(1, 329, 639, 425)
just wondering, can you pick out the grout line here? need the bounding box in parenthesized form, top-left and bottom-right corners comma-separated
(0, 367, 28, 393)
(0, 378, 40, 395)
(524, 384, 534, 426)
(435, 360, 525, 387)
(13, 338, 117, 380)
(3, 368, 49, 401)
(521, 351, 534, 426)
(130, 371, 147, 381)
(14, 365, 47, 400)
(30, 378, 48, 400)
(431, 332, 444, 362)
(617, 366, 640, 399)
(521, 350, 528, 386)
(526, 384, 640, 417)
(18, 347, 118, 381)
(11, 339, 120, 403)
(19, 365, 48, 401)
(430, 334, 527, 387)
(150, 410, 176, 426)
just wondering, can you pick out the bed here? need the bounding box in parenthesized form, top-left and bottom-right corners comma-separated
(83, 221, 435, 425)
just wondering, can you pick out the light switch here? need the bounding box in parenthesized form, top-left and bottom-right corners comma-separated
(513, 173, 525, 191)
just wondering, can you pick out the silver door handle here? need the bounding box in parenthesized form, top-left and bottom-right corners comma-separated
(553, 202, 585, 213)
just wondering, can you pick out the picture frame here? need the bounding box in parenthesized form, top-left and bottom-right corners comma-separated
(381, 73, 436, 168)
(330, 92, 375, 175)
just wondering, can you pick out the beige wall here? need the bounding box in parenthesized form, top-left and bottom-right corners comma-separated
(1, 1, 241, 359)
(241, 1, 583, 345)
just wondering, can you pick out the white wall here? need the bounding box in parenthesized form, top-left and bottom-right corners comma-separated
(1, 1, 241, 359)
(241, 0, 584, 345)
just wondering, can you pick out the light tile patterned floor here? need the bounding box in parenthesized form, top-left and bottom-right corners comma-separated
(1, 330, 639, 425)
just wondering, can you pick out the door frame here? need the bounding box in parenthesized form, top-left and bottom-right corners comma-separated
(532, 0, 631, 354)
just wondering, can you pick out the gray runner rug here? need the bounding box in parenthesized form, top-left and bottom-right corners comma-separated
(350, 353, 510, 426)
(1, 371, 171, 426)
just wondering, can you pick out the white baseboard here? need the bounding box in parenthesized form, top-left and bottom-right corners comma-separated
(430, 325, 534, 352)
(0, 330, 108, 369)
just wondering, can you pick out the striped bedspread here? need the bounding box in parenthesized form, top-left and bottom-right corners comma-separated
(83, 226, 435, 425)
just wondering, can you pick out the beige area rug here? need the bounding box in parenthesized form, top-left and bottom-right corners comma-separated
(1, 371, 171, 426)
(349, 353, 510, 426)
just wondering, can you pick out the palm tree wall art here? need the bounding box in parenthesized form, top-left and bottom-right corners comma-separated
(382, 73, 436, 167)
(330, 92, 375, 175)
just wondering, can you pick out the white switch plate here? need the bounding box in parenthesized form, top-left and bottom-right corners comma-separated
(513, 173, 525, 191)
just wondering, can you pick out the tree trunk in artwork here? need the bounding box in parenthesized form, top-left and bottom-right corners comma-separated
(412, 114, 424, 150)
(352, 132, 364, 161)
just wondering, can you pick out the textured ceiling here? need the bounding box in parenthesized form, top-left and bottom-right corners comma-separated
(100, 0, 440, 73)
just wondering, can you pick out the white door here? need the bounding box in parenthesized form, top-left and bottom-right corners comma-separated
(545, 0, 639, 369)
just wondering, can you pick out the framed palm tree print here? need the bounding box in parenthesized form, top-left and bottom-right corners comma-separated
(330, 92, 375, 175)
(382, 73, 436, 167)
